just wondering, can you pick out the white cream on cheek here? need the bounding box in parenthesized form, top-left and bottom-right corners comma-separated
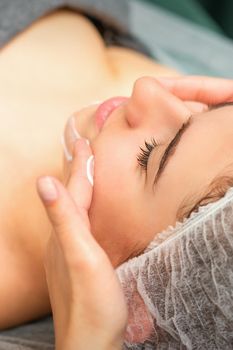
(61, 101, 102, 162)
(61, 115, 82, 162)
(86, 155, 94, 186)
(60, 134, 73, 162)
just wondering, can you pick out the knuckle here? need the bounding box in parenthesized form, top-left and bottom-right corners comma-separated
(51, 208, 67, 230)
(70, 171, 90, 187)
(70, 162, 85, 176)
(74, 139, 91, 157)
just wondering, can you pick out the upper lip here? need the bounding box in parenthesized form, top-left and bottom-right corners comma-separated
(94, 96, 129, 131)
(62, 97, 128, 162)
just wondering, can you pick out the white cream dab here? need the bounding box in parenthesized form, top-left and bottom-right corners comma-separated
(86, 155, 94, 186)
(61, 106, 96, 162)
(69, 115, 81, 140)
(61, 115, 82, 162)
(60, 134, 73, 162)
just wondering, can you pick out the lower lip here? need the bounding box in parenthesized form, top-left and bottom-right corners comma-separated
(95, 96, 128, 130)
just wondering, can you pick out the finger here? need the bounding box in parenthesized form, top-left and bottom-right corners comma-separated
(67, 138, 94, 216)
(156, 76, 233, 105)
(36, 176, 97, 261)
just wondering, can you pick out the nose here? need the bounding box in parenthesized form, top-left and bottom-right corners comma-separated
(125, 77, 191, 142)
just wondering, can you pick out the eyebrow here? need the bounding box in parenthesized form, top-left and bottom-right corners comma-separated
(153, 101, 233, 186)
(153, 118, 191, 186)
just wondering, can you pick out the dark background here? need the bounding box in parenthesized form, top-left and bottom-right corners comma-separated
(139, 0, 233, 40)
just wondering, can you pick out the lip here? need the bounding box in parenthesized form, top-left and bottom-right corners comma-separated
(62, 102, 99, 162)
(61, 97, 128, 162)
(95, 96, 128, 130)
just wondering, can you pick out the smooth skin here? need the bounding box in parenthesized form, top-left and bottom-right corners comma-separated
(37, 76, 233, 349)
(62, 76, 233, 269)
(1, 4, 233, 338)
(0, 9, 180, 329)
(37, 139, 127, 350)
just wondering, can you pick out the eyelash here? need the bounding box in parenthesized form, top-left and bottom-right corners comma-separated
(137, 137, 158, 170)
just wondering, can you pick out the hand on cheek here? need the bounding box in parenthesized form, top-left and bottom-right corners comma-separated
(36, 139, 127, 350)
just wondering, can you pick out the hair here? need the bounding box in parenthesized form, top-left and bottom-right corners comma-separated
(177, 165, 233, 222)
(85, 14, 153, 58)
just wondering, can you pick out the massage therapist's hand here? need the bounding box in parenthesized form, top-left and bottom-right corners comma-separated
(157, 75, 233, 105)
(36, 138, 127, 350)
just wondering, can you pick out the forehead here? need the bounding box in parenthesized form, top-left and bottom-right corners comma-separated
(156, 105, 233, 207)
(195, 105, 233, 142)
(186, 105, 233, 168)
(186, 104, 233, 175)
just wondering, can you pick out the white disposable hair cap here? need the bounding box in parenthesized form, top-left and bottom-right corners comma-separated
(116, 186, 233, 349)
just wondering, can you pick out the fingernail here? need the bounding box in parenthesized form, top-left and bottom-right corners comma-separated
(85, 138, 90, 146)
(37, 177, 58, 201)
(86, 155, 94, 186)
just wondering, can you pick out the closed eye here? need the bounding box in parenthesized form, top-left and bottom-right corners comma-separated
(137, 137, 158, 170)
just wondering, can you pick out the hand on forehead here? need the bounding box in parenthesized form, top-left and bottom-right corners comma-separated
(157, 75, 233, 105)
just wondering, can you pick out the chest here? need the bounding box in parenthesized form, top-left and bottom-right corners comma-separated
(0, 9, 175, 254)
(0, 11, 115, 176)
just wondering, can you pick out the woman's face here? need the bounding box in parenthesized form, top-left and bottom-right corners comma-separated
(63, 77, 233, 267)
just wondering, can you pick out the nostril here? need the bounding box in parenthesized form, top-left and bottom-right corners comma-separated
(125, 104, 138, 128)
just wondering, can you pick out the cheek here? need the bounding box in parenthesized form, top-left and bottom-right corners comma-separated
(88, 134, 160, 266)
(88, 157, 157, 266)
(89, 150, 136, 266)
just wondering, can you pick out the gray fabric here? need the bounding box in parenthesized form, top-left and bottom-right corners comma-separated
(0, 0, 129, 49)
(117, 187, 233, 349)
(129, 0, 233, 77)
(0, 316, 54, 349)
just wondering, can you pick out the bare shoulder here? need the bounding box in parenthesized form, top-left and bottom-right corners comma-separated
(0, 234, 51, 329)
(0, 159, 52, 328)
